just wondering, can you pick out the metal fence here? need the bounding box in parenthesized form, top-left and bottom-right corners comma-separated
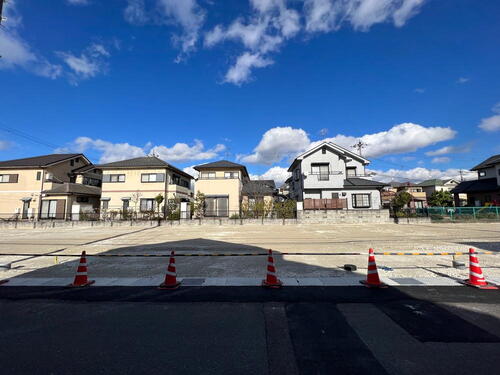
(392, 206, 500, 222)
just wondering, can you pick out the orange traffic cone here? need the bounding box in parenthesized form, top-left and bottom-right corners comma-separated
(462, 248, 498, 289)
(262, 249, 282, 288)
(360, 248, 387, 288)
(68, 251, 95, 287)
(158, 251, 181, 290)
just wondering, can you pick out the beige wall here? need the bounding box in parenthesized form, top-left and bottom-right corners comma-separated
(195, 169, 244, 213)
(101, 168, 192, 212)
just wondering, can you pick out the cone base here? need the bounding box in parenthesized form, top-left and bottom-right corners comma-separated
(0, 279, 9, 285)
(68, 280, 95, 288)
(360, 280, 388, 288)
(461, 280, 498, 290)
(262, 279, 283, 288)
(158, 281, 181, 290)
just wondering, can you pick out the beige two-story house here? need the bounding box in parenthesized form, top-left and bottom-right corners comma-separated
(193, 160, 250, 217)
(0, 154, 101, 220)
(99, 156, 193, 216)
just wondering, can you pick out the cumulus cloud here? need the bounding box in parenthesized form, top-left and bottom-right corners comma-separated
(368, 167, 476, 183)
(224, 53, 273, 85)
(241, 123, 456, 165)
(478, 102, 500, 132)
(57, 137, 226, 164)
(150, 140, 225, 162)
(239, 127, 310, 164)
(0, 2, 62, 78)
(124, 0, 148, 24)
(183, 165, 199, 179)
(425, 144, 471, 156)
(254, 166, 291, 185)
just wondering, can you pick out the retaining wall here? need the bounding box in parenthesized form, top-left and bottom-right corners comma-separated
(297, 209, 392, 224)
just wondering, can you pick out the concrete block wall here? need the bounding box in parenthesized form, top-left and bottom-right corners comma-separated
(297, 209, 392, 224)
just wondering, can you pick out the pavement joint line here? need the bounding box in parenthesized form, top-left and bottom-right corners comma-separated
(0, 276, 466, 287)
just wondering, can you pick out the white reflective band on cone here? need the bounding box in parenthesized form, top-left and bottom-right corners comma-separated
(268, 262, 275, 267)
(267, 271, 276, 275)
(368, 262, 376, 266)
(367, 270, 378, 274)
(470, 262, 480, 267)
(470, 271, 484, 278)
(76, 272, 87, 276)
(79, 263, 87, 267)
(166, 271, 176, 276)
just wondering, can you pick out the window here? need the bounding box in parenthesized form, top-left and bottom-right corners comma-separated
(479, 170, 486, 177)
(83, 177, 101, 187)
(76, 197, 89, 203)
(101, 200, 109, 210)
(352, 194, 371, 208)
(140, 199, 156, 212)
(322, 146, 326, 154)
(141, 173, 165, 183)
(346, 167, 357, 177)
(201, 172, 216, 179)
(122, 199, 130, 211)
(205, 196, 229, 217)
(103, 174, 125, 183)
(311, 163, 329, 181)
(0, 174, 19, 183)
(224, 172, 238, 179)
(331, 193, 339, 199)
(36, 171, 42, 181)
(70, 159, 74, 166)
(181, 179, 189, 188)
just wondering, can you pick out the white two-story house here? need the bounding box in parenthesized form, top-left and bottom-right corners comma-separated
(288, 141, 387, 209)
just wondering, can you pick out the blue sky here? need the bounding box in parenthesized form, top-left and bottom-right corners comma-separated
(0, 0, 499, 184)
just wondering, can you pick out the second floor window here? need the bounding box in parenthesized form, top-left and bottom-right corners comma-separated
(311, 164, 329, 181)
(201, 172, 216, 179)
(141, 173, 165, 183)
(346, 167, 357, 177)
(224, 172, 238, 179)
(103, 174, 125, 183)
(0, 174, 19, 183)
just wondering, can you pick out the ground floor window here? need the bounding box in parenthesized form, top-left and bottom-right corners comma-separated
(205, 196, 229, 217)
(140, 198, 156, 212)
(352, 194, 371, 208)
(40, 200, 63, 219)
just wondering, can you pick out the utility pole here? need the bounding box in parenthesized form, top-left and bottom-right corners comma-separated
(351, 140, 367, 156)
(459, 169, 464, 182)
(0, 0, 6, 26)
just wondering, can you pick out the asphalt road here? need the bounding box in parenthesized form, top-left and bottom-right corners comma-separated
(1, 286, 500, 375)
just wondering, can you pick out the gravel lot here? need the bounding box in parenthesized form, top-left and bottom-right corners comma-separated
(0, 222, 499, 281)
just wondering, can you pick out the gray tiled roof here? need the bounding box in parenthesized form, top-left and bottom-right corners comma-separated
(194, 160, 246, 169)
(242, 180, 276, 195)
(471, 154, 500, 171)
(344, 177, 388, 188)
(98, 157, 193, 179)
(451, 178, 499, 194)
(0, 154, 82, 168)
(42, 183, 101, 196)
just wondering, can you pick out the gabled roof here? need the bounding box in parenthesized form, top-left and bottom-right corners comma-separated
(0, 154, 86, 168)
(242, 180, 276, 195)
(344, 177, 388, 188)
(42, 183, 101, 196)
(417, 178, 459, 187)
(98, 157, 193, 179)
(471, 154, 500, 171)
(451, 178, 499, 194)
(288, 141, 370, 172)
(71, 164, 100, 174)
(194, 160, 249, 177)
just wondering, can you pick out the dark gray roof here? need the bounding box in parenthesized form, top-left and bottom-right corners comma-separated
(42, 183, 101, 196)
(98, 157, 193, 179)
(71, 164, 99, 174)
(242, 180, 276, 195)
(194, 160, 249, 177)
(451, 178, 499, 194)
(344, 177, 388, 188)
(0, 154, 83, 168)
(471, 154, 500, 171)
(390, 181, 419, 188)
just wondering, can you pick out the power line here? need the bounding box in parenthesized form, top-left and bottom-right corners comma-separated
(0, 123, 62, 150)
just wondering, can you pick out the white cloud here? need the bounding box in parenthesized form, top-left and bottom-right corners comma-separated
(254, 166, 291, 185)
(425, 144, 471, 156)
(240, 126, 310, 164)
(158, 0, 205, 61)
(457, 77, 469, 84)
(57, 137, 226, 164)
(224, 52, 273, 85)
(304, 0, 425, 32)
(0, 140, 12, 150)
(242, 122, 456, 165)
(0, 2, 62, 78)
(431, 156, 450, 164)
(368, 167, 476, 183)
(66, 0, 90, 5)
(56, 43, 111, 84)
(183, 165, 199, 179)
(319, 128, 329, 136)
(124, 0, 148, 24)
(150, 140, 225, 162)
(478, 103, 500, 132)
(314, 122, 456, 158)
(414, 88, 425, 94)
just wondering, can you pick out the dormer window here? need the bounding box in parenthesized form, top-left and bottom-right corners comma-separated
(346, 167, 357, 177)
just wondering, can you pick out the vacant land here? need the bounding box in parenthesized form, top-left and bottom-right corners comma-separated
(0, 223, 499, 281)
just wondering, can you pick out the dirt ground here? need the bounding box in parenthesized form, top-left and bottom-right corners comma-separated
(0, 222, 499, 281)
